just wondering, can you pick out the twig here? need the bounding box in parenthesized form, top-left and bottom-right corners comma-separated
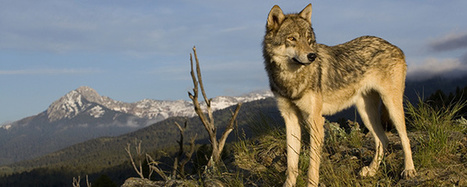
(125, 139, 145, 179)
(146, 154, 168, 181)
(72, 176, 80, 187)
(72, 175, 91, 187)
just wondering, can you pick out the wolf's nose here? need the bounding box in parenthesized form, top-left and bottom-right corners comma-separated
(307, 53, 317, 62)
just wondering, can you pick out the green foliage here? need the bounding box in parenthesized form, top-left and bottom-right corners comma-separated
(231, 118, 286, 186)
(405, 95, 466, 168)
(324, 120, 363, 154)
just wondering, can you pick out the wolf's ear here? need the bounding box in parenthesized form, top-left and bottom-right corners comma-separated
(267, 5, 285, 31)
(299, 3, 312, 23)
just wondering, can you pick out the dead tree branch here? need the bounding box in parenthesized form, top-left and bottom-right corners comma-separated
(187, 46, 242, 168)
(72, 176, 80, 187)
(72, 175, 91, 187)
(146, 154, 168, 181)
(179, 133, 197, 177)
(125, 139, 145, 179)
(218, 104, 242, 155)
(173, 121, 197, 178)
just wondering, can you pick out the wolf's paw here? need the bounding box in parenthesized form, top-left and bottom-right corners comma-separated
(359, 166, 377, 177)
(401, 169, 416, 179)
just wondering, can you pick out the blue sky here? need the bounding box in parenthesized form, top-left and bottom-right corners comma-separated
(1, 0, 467, 124)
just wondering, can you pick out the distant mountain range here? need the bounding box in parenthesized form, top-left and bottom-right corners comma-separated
(6, 97, 280, 177)
(0, 86, 273, 166)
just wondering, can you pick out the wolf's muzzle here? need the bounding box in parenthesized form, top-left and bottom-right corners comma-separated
(307, 53, 317, 62)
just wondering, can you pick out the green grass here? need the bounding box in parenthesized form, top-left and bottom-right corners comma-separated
(405, 97, 466, 168)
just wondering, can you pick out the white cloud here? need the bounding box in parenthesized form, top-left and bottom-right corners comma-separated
(0, 0, 264, 57)
(430, 32, 467, 52)
(407, 57, 467, 80)
(0, 1, 171, 54)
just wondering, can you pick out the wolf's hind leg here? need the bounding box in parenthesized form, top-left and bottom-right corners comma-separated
(356, 91, 389, 177)
(380, 90, 416, 179)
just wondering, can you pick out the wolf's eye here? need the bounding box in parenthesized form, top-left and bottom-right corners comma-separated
(287, 36, 296, 41)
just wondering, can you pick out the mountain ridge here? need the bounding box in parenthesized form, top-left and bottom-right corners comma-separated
(2, 97, 280, 183)
(0, 86, 273, 166)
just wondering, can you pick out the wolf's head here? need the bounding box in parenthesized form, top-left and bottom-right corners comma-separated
(263, 4, 317, 66)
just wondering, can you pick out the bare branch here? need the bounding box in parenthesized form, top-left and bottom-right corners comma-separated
(189, 53, 198, 100)
(125, 140, 145, 179)
(174, 121, 185, 158)
(173, 120, 198, 178)
(227, 103, 243, 132)
(218, 103, 242, 155)
(192, 47, 210, 107)
(172, 157, 179, 178)
(173, 121, 184, 178)
(189, 47, 217, 148)
(146, 154, 168, 181)
(72, 176, 80, 187)
(187, 47, 242, 168)
(85, 175, 91, 187)
(174, 121, 184, 133)
(179, 133, 198, 177)
(72, 175, 91, 187)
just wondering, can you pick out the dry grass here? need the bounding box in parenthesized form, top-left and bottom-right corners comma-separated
(230, 98, 466, 186)
(125, 98, 466, 186)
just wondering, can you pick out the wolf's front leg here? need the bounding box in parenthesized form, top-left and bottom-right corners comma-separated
(305, 115, 324, 187)
(276, 97, 302, 187)
(294, 93, 324, 187)
(284, 116, 302, 187)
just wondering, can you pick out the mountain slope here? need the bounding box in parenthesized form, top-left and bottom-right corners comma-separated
(0, 102, 145, 166)
(6, 98, 279, 174)
(0, 86, 272, 166)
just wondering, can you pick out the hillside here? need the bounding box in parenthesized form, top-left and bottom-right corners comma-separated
(123, 87, 467, 186)
(0, 77, 466, 186)
(0, 86, 272, 166)
(2, 90, 465, 186)
(3, 98, 279, 175)
(8, 76, 466, 175)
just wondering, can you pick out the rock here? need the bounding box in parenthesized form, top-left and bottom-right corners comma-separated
(121, 177, 199, 187)
(121, 178, 160, 187)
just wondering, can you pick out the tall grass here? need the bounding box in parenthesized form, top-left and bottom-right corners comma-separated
(232, 115, 287, 186)
(151, 96, 465, 186)
(405, 96, 466, 168)
(231, 97, 466, 186)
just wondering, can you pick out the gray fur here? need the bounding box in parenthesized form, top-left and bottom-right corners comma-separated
(263, 4, 416, 186)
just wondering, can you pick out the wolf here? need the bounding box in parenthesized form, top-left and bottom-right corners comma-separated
(262, 4, 416, 186)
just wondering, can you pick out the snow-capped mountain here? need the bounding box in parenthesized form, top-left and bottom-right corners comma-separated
(45, 86, 194, 123)
(210, 90, 274, 110)
(42, 86, 272, 125)
(0, 86, 272, 165)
